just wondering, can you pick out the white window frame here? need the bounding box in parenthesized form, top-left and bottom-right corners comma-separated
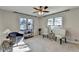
(54, 17, 62, 26)
(20, 18, 33, 33)
(48, 17, 63, 29)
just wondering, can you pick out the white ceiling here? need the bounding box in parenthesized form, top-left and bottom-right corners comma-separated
(0, 6, 78, 16)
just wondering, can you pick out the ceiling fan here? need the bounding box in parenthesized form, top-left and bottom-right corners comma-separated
(33, 6, 49, 15)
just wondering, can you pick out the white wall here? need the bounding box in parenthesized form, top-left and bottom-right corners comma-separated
(1, 11, 19, 32)
(39, 8, 79, 41)
(65, 8, 79, 40)
(0, 10, 3, 34)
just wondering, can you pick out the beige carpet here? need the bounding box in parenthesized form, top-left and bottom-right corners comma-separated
(24, 36, 79, 52)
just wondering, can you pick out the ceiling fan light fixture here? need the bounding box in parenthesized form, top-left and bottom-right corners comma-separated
(38, 11, 44, 15)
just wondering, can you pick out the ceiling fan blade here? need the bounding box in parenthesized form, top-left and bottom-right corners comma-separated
(33, 7, 39, 10)
(33, 11, 39, 13)
(43, 11, 49, 12)
(44, 6, 48, 9)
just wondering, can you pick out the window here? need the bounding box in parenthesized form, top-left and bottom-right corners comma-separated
(20, 18, 33, 33)
(27, 19, 33, 33)
(54, 17, 62, 26)
(48, 17, 62, 29)
(48, 18, 53, 25)
(20, 18, 27, 31)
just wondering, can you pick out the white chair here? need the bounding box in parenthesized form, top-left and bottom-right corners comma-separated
(53, 28, 67, 44)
